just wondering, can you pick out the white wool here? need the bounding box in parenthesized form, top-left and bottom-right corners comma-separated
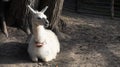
(28, 25, 60, 62)
(27, 5, 60, 62)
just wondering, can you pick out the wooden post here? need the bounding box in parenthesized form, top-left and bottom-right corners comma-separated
(111, 0, 114, 19)
(75, 0, 78, 12)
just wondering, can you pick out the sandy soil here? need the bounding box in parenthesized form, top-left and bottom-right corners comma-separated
(0, 11, 120, 67)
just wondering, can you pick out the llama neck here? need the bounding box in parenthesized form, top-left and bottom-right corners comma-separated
(33, 25, 46, 43)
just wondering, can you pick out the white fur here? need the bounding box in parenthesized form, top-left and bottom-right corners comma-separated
(27, 5, 60, 62)
(28, 25, 60, 62)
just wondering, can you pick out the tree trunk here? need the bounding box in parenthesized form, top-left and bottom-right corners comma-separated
(38, 0, 64, 30)
(6, 0, 39, 34)
(6, 0, 64, 36)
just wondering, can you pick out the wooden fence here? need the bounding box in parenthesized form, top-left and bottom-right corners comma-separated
(63, 0, 120, 18)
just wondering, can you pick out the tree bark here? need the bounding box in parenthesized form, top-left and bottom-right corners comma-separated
(6, 0, 39, 34)
(6, 0, 64, 36)
(38, 0, 64, 30)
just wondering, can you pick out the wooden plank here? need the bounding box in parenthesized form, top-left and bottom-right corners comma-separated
(115, 12, 120, 17)
(79, 7, 110, 13)
(77, 0, 111, 16)
(79, 3, 110, 10)
(114, 0, 120, 17)
(63, 0, 120, 17)
(111, 0, 114, 19)
(81, 0, 111, 5)
(78, 9, 110, 16)
(63, 0, 76, 11)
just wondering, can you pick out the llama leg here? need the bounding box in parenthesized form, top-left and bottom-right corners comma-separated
(42, 56, 53, 62)
(29, 54, 38, 62)
(3, 20, 8, 37)
(58, 43, 60, 53)
(31, 56, 38, 62)
(57, 47, 60, 53)
(0, 1, 9, 37)
(52, 53, 57, 60)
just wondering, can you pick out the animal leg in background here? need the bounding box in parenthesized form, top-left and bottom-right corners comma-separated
(0, 0, 9, 37)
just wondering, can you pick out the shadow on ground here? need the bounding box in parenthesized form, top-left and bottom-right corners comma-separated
(0, 42, 31, 64)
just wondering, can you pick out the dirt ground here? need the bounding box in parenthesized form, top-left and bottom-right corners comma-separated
(0, 11, 120, 67)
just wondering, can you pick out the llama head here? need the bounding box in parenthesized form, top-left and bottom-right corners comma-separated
(28, 5, 49, 44)
(27, 5, 49, 27)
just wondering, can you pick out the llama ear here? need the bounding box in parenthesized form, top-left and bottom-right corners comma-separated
(45, 19, 49, 24)
(27, 5, 36, 14)
(44, 19, 49, 27)
(40, 6, 48, 13)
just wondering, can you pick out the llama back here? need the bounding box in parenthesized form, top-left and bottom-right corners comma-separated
(45, 29, 60, 53)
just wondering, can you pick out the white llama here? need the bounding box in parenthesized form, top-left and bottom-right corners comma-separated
(27, 5, 60, 62)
